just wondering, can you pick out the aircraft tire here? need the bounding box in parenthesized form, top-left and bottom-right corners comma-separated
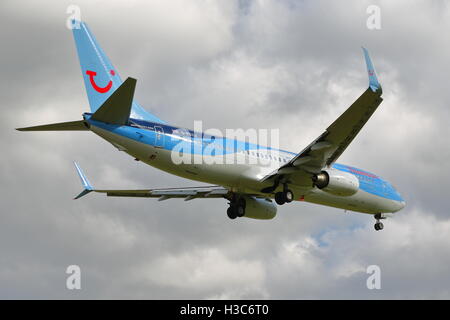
(284, 189, 294, 203)
(227, 206, 237, 219)
(374, 222, 384, 231)
(236, 205, 245, 217)
(275, 192, 286, 205)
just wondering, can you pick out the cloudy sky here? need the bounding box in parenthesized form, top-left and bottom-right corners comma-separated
(1, 0, 450, 299)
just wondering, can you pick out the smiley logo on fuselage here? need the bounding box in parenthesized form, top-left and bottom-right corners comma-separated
(86, 70, 115, 93)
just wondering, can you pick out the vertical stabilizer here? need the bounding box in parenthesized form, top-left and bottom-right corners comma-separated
(72, 21, 166, 123)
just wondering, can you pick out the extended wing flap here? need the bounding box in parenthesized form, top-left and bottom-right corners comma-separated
(261, 48, 384, 190)
(288, 87, 382, 172)
(289, 48, 383, 170)
(101, 187, 229, 199)
(322, 88, 382, 165)
(72, 162, 229, 200)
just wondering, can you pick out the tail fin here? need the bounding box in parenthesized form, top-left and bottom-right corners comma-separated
(72, 21, 165, 124)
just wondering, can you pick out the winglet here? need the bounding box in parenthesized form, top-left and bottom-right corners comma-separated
(362, 47, 382, 93)
(73, 162, 93, 199)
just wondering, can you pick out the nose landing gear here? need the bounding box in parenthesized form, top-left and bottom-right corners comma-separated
(374, 213, 386, 231)
(374, 221, 384, 231)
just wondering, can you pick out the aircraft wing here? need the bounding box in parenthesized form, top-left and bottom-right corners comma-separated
(262, 48, 383, 189)
(73, 162, 230, 201)
(91, 187, 229, 200)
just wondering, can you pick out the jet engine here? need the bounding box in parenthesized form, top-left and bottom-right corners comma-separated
(313, 168, 359, 196)
(242, 196, 277, 220)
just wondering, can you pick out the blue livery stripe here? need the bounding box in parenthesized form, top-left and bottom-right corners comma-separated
(87, 114, 404, 203)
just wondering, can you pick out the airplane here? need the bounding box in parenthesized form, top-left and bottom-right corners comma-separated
(17, 21, 405, 231)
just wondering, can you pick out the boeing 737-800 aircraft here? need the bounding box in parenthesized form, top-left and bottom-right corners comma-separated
(17, 21, 405, 231)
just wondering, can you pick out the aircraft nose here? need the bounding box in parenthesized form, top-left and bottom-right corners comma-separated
(391, 185, 406, 212)
(394, 200, 406, 212)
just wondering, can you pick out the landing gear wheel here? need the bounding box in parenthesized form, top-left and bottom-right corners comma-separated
(236, 204, 245, 217)
(374, 213, 386, 231)
(227, 197, 246, 219)
(237, 198, 246, 217)
(374, 222, 384, 231)
(227, 206, 237, 219)
(275, 192, 286, 205)
(275, 189, 294, 205)
(284, 189, 294, 203)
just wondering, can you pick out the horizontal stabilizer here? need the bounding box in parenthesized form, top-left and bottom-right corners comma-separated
(16, 120, 89, 131)
(90, 77, 136, 125)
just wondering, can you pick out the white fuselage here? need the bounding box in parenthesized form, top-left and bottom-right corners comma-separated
(90, 124, 405, 215)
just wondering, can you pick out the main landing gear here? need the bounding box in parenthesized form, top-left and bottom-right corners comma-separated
(260, 177, 294, 205)
(274, 186, 294, 205)
(227, 197, 246, 219)
(374, 213, 385, 231)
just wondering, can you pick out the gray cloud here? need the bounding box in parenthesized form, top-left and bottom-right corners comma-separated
(1, 0, 449, 299)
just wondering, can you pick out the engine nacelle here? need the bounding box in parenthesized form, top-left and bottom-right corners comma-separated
(313, 168, 359, 196)
(243, 196, 277, 220)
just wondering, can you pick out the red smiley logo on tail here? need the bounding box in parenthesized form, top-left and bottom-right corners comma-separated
(86, 70, 115, 93)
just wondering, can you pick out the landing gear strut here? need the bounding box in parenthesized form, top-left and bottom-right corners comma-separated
(274, 185, 294, 205)
(374, 213, 385, 231)
(227, 196, 246, 219)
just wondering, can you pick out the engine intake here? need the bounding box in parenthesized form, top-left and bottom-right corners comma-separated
(313, 169, 359, 196)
